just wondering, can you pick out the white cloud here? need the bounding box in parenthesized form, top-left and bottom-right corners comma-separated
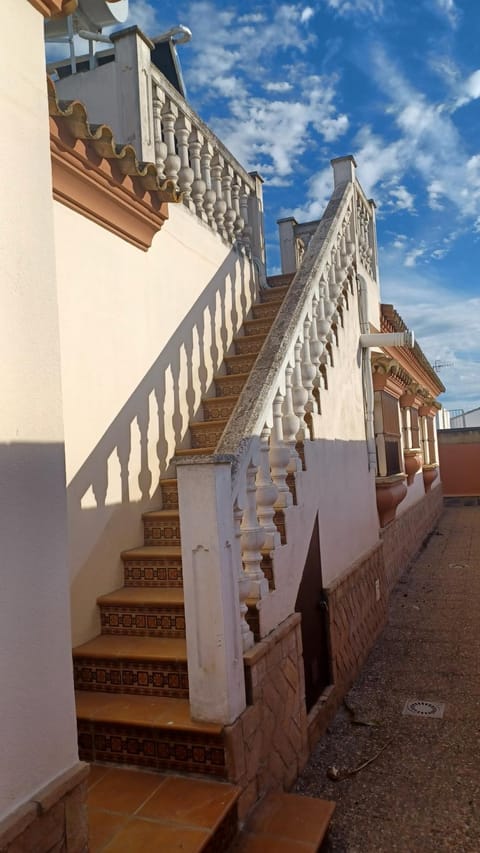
(323, 0, 385, 16)
(433, 0, 460, 27)
(380, 264, 480, 409)
(388, 185, 416, 212)
(404, 246, 426, 267)
(264, 82, 293, 92)
(300, 7, 315, 22)
(127, 0, 160, 35)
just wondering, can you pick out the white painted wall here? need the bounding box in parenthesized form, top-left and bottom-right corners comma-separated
(0, 0, 78, 821)
(54, 201, 256, 645)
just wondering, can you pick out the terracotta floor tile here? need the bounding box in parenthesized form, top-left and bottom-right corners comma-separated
(102, 817, 209, 852)
(234, 833, 314, 852)
(88, 764, 110, 789)
(138, 775, 239, 829)
(247, 793, 335, 845)
(88, 809, 130, 852)
(87, 767, 165, 814)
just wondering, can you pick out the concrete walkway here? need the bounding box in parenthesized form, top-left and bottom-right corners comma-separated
(296, 506, 480, 852)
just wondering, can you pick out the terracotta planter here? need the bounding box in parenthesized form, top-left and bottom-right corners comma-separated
(375, 474, 408, 527)
(423, 464, 439, 493)
(404, 449, 423, 486)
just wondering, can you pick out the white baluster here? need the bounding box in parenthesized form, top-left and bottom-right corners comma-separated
(292, 339, 308, 440)
(161, 99, 181, 187)
(282, 363, 302, 474)
(189, 127, 207, 221)
(240, 460, 268, 597)
(175, 114, 194, 210)
(270, 391, 292, 508)
(222, 164, 237, 242)
(152, 88, 167, 180)
(234, 501, 255, 651)
(201, 140, 217, 230)
(240, 183, 252, 247)
(211, 152, 227, 238)
(301, 317, 316, 413)
(317, 281, 330, 344)
(310, 297, 323, 413)
(231, 179, 245, 241)
(256, 425, 280, 550)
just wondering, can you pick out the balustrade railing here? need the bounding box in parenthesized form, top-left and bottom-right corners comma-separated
(150, 66, 258, 251)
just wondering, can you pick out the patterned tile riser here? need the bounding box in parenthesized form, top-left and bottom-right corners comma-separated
(190, 425, 226, 449)
(124, 560, 183, 587)
(203, 805, 238, 853)
(100, 606, 186, 638)
(159, 483, 178, 510)
(143, 520, 181, 547)
(202, 400, 237, 421)
(74, 658, 189, 698)
(252, 301, 282, 319)
(78, 722, 227, 777)
(233, 337, 263, 356)
(243, 319, 272, 336)
(226, 355, 256, 375)
(214, 376, 247, 397)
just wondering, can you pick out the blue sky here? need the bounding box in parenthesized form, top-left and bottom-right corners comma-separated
(56, 0, 480, 412)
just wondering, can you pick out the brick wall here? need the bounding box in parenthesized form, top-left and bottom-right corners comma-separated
(224, 614, 309, 819)
(0, 764, 89, 853)
(382, 485, 443, 592)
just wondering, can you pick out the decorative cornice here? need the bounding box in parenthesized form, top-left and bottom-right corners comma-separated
(380, 304, 445, 396)
(48, 78, 181, 250)
(28, 0, 77, 18)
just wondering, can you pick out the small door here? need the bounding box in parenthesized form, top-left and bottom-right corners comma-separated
(295, 515, 331, 711)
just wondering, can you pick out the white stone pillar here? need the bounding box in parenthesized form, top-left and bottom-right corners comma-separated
(110, 27, 156, 163)
(177, 461, 247, 724)
(277, 216, 298, 274)
(248, 171, 266, 267)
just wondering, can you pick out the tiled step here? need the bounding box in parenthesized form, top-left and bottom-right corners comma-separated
(202, 395, 238, 421)
(190, 418, 228, 449)
(142, 508, 180, 546)
(175, 446, 214, 458)
(251, 299, 284, 320)
(76, 692, 227, 777)
(122, 545, 183, 587)
(261, 284, 290, 302)
(231, 791, 335, 852)
(98, 586, 185, 638)
(233, 333, 265, 356)
(73, 634, 189, 698)
(87, 764, 240, 853)
(224, 352, 258, 375)
(266, 272, 295, 288)
(214, 372, 249, 397)
(160, 477, 178, 510)
(243, 317, 274, 336)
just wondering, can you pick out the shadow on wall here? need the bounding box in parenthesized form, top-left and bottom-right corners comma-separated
(68, 249, 255, 644)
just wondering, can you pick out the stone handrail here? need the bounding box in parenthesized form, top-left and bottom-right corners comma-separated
(150, 64, 259, 248)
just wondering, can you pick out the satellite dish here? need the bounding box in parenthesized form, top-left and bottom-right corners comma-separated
(45, 0, 128, 41)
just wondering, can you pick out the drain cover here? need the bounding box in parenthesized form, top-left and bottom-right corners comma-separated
(403, 699, 445, 719)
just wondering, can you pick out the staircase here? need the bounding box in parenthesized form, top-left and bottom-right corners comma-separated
(74, 274, 293, 777)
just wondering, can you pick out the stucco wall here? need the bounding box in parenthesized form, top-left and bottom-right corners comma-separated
(0, 0, 78, 822)
(54, 201, 256, 644)
(256, 283, 380, 638)
(438, 428, 480, 496)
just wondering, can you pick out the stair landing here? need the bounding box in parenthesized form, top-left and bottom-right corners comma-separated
(231, 791, 335, 852)
(87, 763, 240, 852)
